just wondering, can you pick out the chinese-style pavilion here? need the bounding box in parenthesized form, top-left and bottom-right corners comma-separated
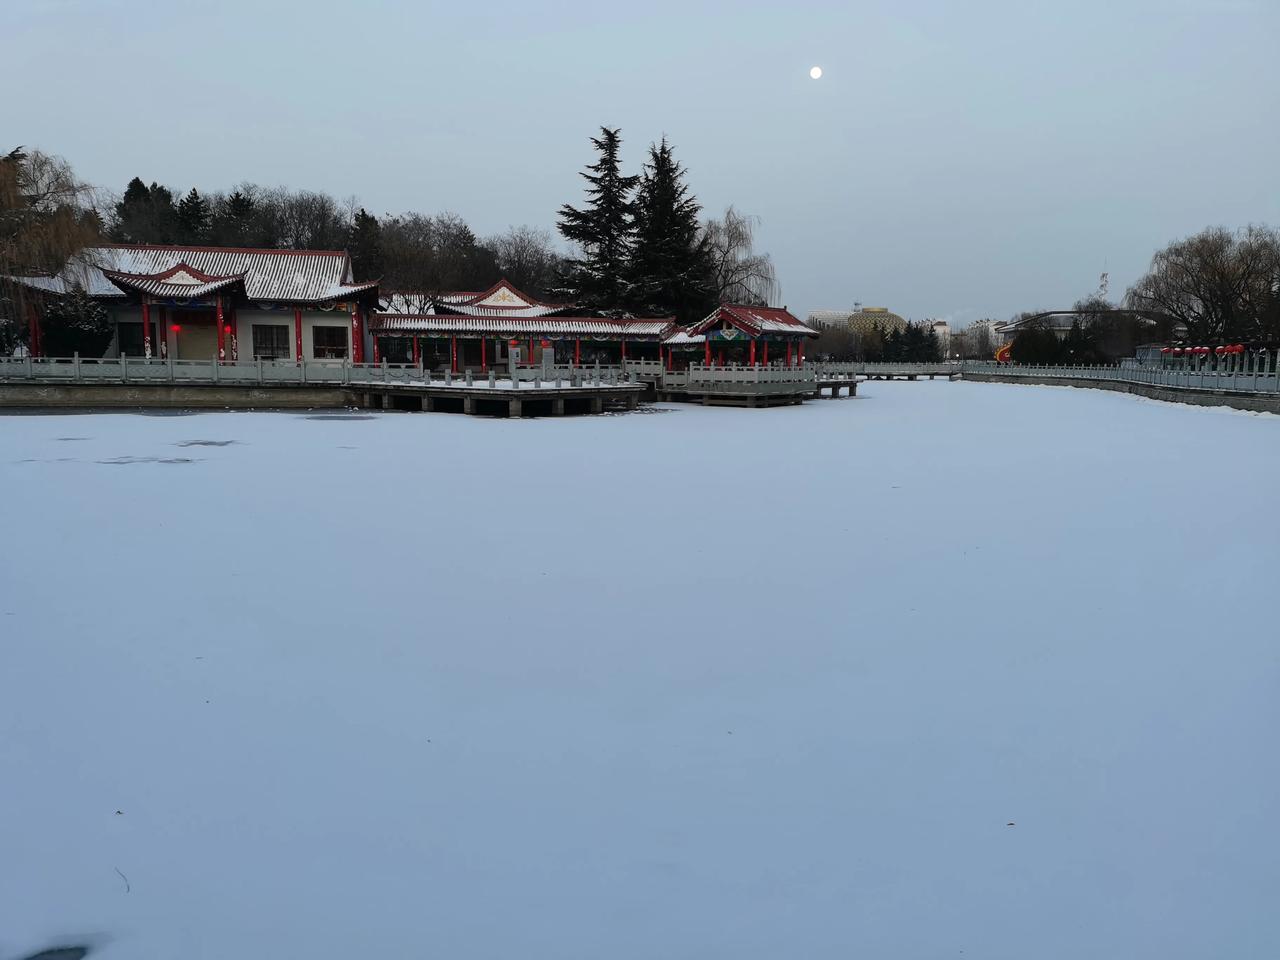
(12, 245, 380, 363)
(371, 279, 672, 371)
(664, 303, 819, 369)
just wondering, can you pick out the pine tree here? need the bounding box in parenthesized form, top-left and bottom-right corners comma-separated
(41, 286, 113, 357)
(884, 326, 904, 362)
(176, 188, 211, 244)
(628, 138, 715, 324)
(557, 127, 638, 311)
(348, 208, 383, 281)
(113, 178, 179, 243)
(210, 190, 257, 246)
(925, 324, 941, 361)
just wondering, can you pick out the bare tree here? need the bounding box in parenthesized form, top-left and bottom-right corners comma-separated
(1126, 225, 1280, 343)
(266, 187, 350, 250)
(702, 206, 779, 306)
(485, 225, 565, 299)
(380, 212, 500, 297)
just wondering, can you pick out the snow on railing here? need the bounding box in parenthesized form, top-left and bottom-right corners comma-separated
(962, 359, 1280, 394)
(659, 363, 817, 393)
(0, 356, 640, 391)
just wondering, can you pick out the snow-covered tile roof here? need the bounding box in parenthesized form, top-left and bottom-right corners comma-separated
(372, 315, 673, 339)
(102, 263, 248, 299)
(381, 280, 573, 318)
(10, 245, 377, 304)
(662, 329, 706, 346)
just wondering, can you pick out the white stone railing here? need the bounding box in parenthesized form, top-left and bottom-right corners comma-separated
(659, 363, 817, 394)
(0, 356, 640, 391)
(962, 360, 1280, 394)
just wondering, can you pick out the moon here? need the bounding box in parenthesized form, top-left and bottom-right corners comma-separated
(809, 66, 823, 80)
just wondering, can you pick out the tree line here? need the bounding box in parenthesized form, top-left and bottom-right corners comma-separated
(1005, 226, 1280, 363)
(11, 126, 778, 328)
(810, 322, 943, 363)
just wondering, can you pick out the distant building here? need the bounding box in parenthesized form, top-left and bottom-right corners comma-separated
(994, 313, 1078, 343)
(807, 304, 908, 336)
(929, 320, 951, 355)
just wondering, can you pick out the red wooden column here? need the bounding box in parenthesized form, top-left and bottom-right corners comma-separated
(704, 339, 711, 365)
(786, 341, 792, 367)
(749, 340, 756, 366)
(574, 339, 581, 366)
(351, 307, 363, 364)
(762, 341, 768, 365)
(141, 301, 153, 358)
(228, 306, 239, 361)
(481, 337, 488, 373)
(718, 348, 724, 366)
(620, 337, 627, 362)
(412, 336, 421, 367)
(451, 335, 459, 373)
(294, 308, 303, 364)
(372, 336, 380, 364)
(27, 304, 41, 358)
(798, 340, 805, 365)
(528, 338, 535, 364)
(215, 297, 226, 362)
(665, 347, 673, 371)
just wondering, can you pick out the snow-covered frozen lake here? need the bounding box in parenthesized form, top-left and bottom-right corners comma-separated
(3, 381, 1278, 959)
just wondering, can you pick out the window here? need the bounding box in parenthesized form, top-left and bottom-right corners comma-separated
(252, 325, 291, 360)
(117, 322, 145, 357)
(312, 326, 348, 359)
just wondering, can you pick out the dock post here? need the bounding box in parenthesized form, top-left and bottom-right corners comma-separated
(553, 398, 566, 416)
(463, 396, 475, 415)
(508, 398, 523, 418)
(590, 396, 603, 414)
(626, 392, 638, 410)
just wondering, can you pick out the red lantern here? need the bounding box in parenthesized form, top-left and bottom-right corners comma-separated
(1160, 347, 1170, 354)
(540, 339, 551, 348)
(509, 339, 520, 347)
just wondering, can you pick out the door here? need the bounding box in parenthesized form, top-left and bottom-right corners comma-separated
(176, 320, 217, 360)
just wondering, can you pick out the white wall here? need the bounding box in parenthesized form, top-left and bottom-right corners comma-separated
(236, 308, 353, 361)
(103, 304, 354, 360)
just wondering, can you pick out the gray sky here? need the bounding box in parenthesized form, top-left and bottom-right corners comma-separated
(5, 0, 1278, 325)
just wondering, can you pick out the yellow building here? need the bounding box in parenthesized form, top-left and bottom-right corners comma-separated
(807, 305, 908, 336)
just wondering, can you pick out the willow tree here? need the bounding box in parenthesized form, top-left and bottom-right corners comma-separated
(702, 206, 779, 307)
(1126, 226, 1280, 343)
(0, 147, 102, 351)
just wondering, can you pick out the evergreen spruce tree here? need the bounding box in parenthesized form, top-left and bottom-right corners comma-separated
(885, 326, 904, 362)
(348, 208, 384, 281)
(113, 178, 179, 243)
(557, 127, 638, 311)
(41, 286, 113, 357)
(925, 324, 941, 361)
(210, 190, 257, 246)
(628, 138, 715, 324)
(176, 188, 211, 244)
